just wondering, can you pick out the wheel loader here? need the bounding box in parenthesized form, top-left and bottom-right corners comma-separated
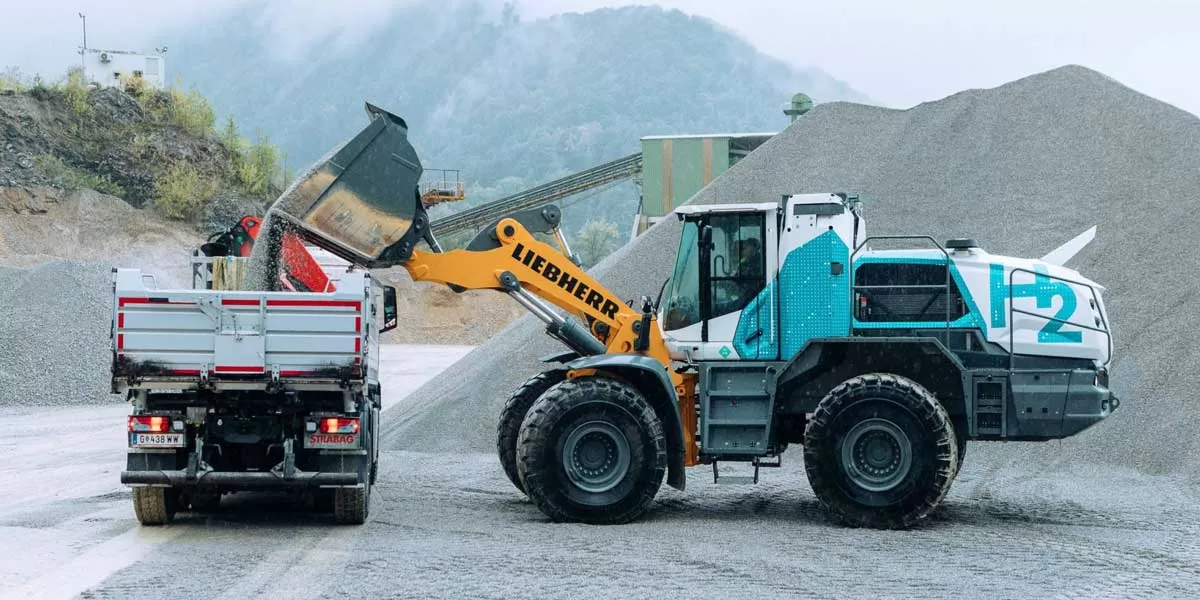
(231, 103, 1119, 529)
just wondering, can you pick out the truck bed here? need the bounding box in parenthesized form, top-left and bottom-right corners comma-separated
(111, 268, 378, 390)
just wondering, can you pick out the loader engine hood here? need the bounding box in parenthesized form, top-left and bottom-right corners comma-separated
(267, 103, 432, 268)
(857, 246, 1112, 366)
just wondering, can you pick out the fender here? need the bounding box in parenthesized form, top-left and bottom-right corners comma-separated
(566, 353, 687, 491)
(776, 336, 969, 415)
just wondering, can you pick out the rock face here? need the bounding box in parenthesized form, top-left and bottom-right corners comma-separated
(0, 186, 62, 214)
(0, 84, 245, 213)
(385, 64, 1200, 479)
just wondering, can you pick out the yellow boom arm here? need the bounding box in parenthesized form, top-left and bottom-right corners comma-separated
(400, 216, 700, 467)
(404, 217, 674, 364)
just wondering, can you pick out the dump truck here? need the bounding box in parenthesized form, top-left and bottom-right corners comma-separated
(130, 103, 1118, 529)
(113, 105, 415, 525)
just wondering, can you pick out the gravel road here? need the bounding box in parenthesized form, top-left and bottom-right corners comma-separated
(2, 344, 1198, 600)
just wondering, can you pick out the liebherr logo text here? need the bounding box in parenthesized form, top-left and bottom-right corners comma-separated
(512, 242, 620, 318)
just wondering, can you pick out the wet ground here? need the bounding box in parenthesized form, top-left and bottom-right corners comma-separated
(2, 345, 1198, 600)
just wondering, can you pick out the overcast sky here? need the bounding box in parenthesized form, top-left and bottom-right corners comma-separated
(2, 0, 1197, 116)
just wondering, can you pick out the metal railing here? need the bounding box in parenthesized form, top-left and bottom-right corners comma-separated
(1005, 266, 1112, 370)
(431, 152, 643, 239)
(850, 235, 954, 347)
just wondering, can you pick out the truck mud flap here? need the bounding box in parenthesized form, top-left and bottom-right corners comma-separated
(121, 470, 359, 488)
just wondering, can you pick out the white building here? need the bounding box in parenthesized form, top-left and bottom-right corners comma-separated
(82, 48, 165, 90)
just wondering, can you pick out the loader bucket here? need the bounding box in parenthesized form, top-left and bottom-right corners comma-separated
(268, 103, 432, 268)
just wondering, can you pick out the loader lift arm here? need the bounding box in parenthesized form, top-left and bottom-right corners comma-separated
(404, 206, 677, 374)
(401, 206, 698, 494)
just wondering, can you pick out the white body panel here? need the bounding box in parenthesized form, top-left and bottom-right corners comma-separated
(111, 268, 380, 385)
(779, 193, 863, 255)
(860, 248, 1112, 365)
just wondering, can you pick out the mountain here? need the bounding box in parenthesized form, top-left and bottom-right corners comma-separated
(164, 2, 868, 233)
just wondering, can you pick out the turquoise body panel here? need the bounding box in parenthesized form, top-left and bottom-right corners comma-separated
(734, 240, 989, 361)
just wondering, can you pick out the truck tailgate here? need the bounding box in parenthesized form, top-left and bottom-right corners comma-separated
(112, 268, 369, 380)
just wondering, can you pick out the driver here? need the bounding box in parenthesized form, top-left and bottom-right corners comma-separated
(736, 238, 763, 278)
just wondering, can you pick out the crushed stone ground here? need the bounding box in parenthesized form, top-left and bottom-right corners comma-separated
(22, 452, 1200, 600)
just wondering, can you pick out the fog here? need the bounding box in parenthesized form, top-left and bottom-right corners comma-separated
(2, 0, 1196, 115)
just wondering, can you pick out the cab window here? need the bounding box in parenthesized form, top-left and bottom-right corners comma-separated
(662, 221, 701, 331)
(708, 213, 766, 320)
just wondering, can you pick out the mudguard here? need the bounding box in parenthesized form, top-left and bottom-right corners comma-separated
(565, 353, 687, 491)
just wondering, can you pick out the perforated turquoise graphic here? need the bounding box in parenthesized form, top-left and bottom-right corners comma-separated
(733, 280, 778, 360)
(775, 229, 852, 359)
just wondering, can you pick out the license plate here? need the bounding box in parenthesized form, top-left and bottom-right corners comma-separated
(131, 433, 185, 448)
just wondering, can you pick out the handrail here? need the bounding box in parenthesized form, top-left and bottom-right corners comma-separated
(1005, 266, 1112, 369)
(850, 235, 952, 347)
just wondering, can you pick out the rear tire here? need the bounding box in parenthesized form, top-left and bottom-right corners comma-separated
(516, 375, 666, 525)
(333, 486, 370, 524)
(803, 373, 957, 529)
(498, 369, 567, 494)
(133, 487, 179, 525)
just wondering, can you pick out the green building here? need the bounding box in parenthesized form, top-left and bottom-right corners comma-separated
(632, 132, 775, 236)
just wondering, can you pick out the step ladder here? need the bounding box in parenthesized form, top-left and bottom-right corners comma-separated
(711, 456, 781, 485)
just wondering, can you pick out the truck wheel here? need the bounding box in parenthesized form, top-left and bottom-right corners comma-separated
(803, 373, 957, 529)
(497, 369, 567, 495)
(333, 486, 370, 524)
(516, 375, 666, 525)
(133, 487, 179, 525)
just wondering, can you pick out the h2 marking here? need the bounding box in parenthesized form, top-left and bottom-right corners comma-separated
(989, 264, 1082, 343)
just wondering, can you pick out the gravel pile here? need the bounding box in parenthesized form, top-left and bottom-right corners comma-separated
(0, 261, 116, 406)
(0, 190, 201, 407)
(386, 64, 1200, 477)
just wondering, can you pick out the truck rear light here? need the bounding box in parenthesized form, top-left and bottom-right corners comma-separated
(128, 415, 171, 433)
(321, 417, 359, 434)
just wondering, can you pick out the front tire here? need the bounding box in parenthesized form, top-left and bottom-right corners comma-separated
(497, 369, 567, 494)
(803, 373, 957, 529)
(516, 375, 666, 525)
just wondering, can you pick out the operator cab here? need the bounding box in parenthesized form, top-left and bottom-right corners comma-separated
(659, 193, 865, 362)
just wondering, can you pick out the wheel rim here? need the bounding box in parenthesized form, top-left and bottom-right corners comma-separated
(840, 417, 913, 493)
(562, 420, 631, 494)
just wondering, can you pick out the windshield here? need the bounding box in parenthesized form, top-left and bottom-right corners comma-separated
(661, 221, 701, 331)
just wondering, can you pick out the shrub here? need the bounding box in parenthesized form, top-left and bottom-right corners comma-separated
(154, 163, 219, 220)
(238, 133, 280, 196)
(167, 86, 216, 137)
(119, 73, 151, 102)
(33, 154, 124, 196)
(0, 66, 24, 92)
(575, 219, 621, 267)
(62, 68, 89, 116)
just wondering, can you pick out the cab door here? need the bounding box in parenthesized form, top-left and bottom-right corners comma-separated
(659, 208, 777, 361)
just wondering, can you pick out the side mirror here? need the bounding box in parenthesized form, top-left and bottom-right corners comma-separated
(381, 285, 398, 333)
